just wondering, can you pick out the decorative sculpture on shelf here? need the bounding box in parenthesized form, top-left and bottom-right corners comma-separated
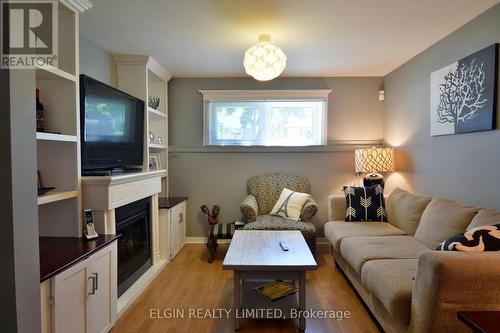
(148, 96, 160, 110)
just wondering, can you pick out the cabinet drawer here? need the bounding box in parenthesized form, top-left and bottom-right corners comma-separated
(109, 178, 161, 209)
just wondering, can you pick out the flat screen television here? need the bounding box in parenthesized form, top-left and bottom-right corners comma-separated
(80, 74, 144, 174)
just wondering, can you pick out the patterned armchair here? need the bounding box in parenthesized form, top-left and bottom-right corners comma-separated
(240, 174, 318, 256)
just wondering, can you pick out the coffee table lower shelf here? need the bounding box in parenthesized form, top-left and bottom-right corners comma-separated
(241, 280, 299, 316)
(234, 270, 306, 331)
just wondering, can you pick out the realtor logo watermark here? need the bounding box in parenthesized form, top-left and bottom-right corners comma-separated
(1, 0, 58, 69)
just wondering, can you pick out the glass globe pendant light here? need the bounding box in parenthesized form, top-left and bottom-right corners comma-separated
(243, 34, 287, 81)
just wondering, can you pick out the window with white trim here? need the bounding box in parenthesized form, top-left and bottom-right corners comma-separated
(201, 90, 330, 146)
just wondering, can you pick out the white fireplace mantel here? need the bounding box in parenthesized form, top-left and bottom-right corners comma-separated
(82, 170, 166, 212)
(81, 170, 166, 262)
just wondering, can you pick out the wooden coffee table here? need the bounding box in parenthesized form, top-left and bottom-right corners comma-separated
(222, 230, 318, 331)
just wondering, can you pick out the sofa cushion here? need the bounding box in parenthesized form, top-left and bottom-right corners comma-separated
(436, 223, 500, 252)
(324, 221, 406, 253)
(340, 236, 429, 275)
(467, 208, 500, 230)
(414, 198, 480, 248)
(361, 259, 417, 325)
(386, 188, 432, 235)
(343, 185, 387, 221)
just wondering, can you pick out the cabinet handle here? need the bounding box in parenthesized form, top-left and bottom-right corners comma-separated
(179, 213, 183, 223)
(88, 273, 98, 295)
(88, 275, 96, 295)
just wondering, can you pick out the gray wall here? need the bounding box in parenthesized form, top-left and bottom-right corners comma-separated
(80, 34, 116, 86)
(168, 77, 384, 237)
(384, 4, 500, 210)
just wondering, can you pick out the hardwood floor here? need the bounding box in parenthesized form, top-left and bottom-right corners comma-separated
(111, 243, 381, 333)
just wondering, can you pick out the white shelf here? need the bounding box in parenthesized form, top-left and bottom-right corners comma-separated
(37, 132, 77, 142)
(148, 107, 166, 118)
(38, 190, 78, 205)
(149, 143, 167, 149)
(36, 65, 77, 82)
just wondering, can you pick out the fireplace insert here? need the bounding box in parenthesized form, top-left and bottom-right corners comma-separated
(115, 197, 152, 296)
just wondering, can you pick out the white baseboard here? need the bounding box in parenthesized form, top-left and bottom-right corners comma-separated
(185, 236, 206, 243)
(185, 236, 232, 244)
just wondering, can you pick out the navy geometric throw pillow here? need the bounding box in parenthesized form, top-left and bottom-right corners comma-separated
(436, 223, 500, 251)
(343, 185, 387, 222)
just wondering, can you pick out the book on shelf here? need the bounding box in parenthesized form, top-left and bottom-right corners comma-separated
(254, 280, 298, 302)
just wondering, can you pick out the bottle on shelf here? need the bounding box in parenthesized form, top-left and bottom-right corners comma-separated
(36, 88, 44, 132)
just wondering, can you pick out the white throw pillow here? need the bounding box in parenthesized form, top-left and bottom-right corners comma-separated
(270, 188, 310, 220)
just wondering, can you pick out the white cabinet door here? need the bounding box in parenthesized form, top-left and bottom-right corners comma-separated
(86, 243, 117, 333)
(169, 201, 187, 259)
(53, 259, 89, 333)
(170, 208, 179, 259)
(40, 280, 52, 333)
(177, 202, 186, 250)
(159, 208, 171, 260)
(52, 241, 118, 333)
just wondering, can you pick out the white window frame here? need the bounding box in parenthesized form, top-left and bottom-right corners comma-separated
(200, 90, 331, 147)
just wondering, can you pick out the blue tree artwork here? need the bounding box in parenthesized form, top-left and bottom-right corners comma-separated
(430, 44, 498, 136)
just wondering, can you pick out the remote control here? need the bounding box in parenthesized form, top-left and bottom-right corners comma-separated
(279, 241, 289, 251)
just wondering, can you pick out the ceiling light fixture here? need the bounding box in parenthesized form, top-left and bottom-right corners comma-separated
(243, 34, 287, 81)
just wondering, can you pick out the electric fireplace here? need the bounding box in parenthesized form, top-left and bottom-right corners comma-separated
(115, 197, 152, 296)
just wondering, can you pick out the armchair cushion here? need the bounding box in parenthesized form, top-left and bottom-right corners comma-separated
(243, 215, 315, 233)
(240, 194, 258, 222)
(300, 198, 318, 222)
(243, 215, 316, 256)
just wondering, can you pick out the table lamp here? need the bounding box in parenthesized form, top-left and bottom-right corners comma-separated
(355, 147, 395, 187)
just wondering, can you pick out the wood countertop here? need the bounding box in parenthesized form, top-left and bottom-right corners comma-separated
(158, 196, 188, 209)
(39, 234, 120, 282)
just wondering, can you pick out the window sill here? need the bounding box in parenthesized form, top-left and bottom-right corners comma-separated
(169, 140, 384, 153)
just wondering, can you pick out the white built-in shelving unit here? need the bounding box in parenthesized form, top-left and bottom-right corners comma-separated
(114, 55, 172, 197)
(36, 0, 85, 237)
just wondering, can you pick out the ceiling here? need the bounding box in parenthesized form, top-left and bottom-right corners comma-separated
(80, 0, 499, 78)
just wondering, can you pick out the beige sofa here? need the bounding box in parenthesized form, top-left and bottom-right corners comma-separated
(324, 188, 500, 333)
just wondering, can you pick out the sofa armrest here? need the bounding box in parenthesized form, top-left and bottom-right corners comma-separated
(409, 251, 500, 333)
(300, 198, 318, 222)
(240, 194, 258, 222)
(327, 194, 346, 221)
